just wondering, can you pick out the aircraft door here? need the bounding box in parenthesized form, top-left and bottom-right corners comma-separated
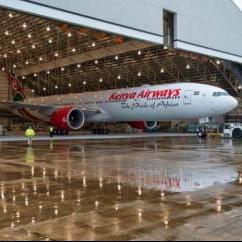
(183, 91, 192, 105)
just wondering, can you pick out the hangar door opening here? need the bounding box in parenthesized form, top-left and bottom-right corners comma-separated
(163, 10, 175, 47)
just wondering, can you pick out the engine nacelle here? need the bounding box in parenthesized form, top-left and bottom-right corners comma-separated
(51, 107, 85, 130)
(129, 121, 158, 130)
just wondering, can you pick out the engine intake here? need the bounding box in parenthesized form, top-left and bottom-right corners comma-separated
(129, 121, 158, 130)
(51, 107, 85, 130)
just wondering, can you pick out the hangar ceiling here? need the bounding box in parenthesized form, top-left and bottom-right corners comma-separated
(0, 8, 241, 101)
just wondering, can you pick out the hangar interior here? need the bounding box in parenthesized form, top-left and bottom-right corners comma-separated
(0, 7, 242, 133)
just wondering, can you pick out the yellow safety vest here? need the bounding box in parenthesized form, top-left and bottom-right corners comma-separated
(25, 128, 35, 137)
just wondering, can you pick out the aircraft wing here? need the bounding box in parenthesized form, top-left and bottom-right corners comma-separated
(0, 101, 102, 116)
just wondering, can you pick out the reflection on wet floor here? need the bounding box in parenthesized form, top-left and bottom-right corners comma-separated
(0, 137, 242, 240)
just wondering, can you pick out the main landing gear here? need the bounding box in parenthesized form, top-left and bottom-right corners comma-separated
(92, 124, 109, 135)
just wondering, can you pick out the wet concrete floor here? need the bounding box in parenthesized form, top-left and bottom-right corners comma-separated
(0, 137, 242, 241)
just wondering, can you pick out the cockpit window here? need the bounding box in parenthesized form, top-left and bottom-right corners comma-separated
(213, 92, 230, 97)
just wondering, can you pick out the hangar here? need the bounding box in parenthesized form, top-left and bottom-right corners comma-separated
(0, 0, 241, 133)
(1, 1, 242, 241)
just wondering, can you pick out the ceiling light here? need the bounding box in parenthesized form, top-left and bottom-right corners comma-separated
(31, 89, 35, 93)
(5, 30, 9, 36)
(22, 76, 26, 80)
(17, 49, 21, 54)
(77, 64, 81, 68)
(92, 42, 96, 47)
(34, 73, 37, 77)
(11, 40, 15, 45)
(216, 60, 221, 65)
(28, 33, 32, 39)
(55, 52, 59, 57)
(39, 57, 43, 61)
(55, 85, 58, 89)
(160, 68, 165, 73)
(238, 85, 242, 90)
(95, 60, 99, 64)
(2, 67, 5, 71)
(32, 44, 36, 49)
(23, 23, 27, 29)
(164, 46, 168, 50)
(25, 61, 29, 65)
(186, 64, 191, 69)
(43, 87, 46, 91)
(61, 67, 65, 71)
(71, 48, 76, 53)
(47, 70, 50, 74)
(118, 75, 121, 80)
(68, 33, 72, 38)
(13, 64, 16, 68)
(138, 72, 142, 77)
(3, 54, 7, 58)
(68, 83, 72, 87)
(83, 81, 86, 85)
(48, 39, 53, 44)
(138, 50, 142, 55)
(99, 78, 103, 83)
(8, 13, 13, 18)
(115, 55, 119, 60)
(46, 26, 51, 31)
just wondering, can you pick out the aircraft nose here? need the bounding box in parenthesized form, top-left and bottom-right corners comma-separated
(230, 96, 238, 110)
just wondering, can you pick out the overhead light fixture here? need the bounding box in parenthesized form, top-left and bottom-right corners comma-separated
(115, 55, 119, 60)
(43, 87, 46, 91)
(71, 48, 76, 53)
(68, 33, 72, 38)
(83, 81, 86, 85)
(32, 44, 36, 49)
(17, 49, 21, 54)
(138, 72, 142, 77)
(238, 85, 242, 90)
(3, 54, 7, 58)
(61, 67, 65, 71)
(48, 39, 53, 44)
(23, 23, 27, 29)
(2, 67, 5, 71)
(160, 68, 165, 73)
(118, 75, 121, 80)
(164, 46, 168, 50)
(138, 50, 142, 55)
(99, 78, 103, 83)
(31, 89, 35, 93)
(13, 64, 16, 68)
(186, 64, 191, 69)
(55, 85, 58, 89)
(92, 42, 96, 47)
(25, 61, 29, 65)
(11, 40, 16, 45)
(22, 76, 26, 80)
(95, 60, 99, 64)
(46, 26, 51, 31)
(28, 33, 32, 39)
(55, 52, 59, 57)
(216, 60, 221, 65)
(39, 57, 43, 61)
(5, 30, 9, 36)
(68, 83, 72, 87)
(34, 73, 37, 77)
(77, 64, 81, 68)
(8, 13, 13, 18)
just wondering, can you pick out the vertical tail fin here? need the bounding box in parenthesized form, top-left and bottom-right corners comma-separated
(8, 71, 26, 102)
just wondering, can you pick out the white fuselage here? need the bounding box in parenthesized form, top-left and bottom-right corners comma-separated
(25, 83, 238, 123)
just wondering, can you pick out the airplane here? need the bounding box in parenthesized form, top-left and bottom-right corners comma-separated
(0, 73, 238, 133)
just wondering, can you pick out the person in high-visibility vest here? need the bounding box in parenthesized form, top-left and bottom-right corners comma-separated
(25, 126, 35, 145)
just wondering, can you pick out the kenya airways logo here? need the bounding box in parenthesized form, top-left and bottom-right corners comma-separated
(109, 88, 181, 101)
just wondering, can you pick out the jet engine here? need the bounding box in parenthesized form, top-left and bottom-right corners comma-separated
(51, 107, 85, 130)
(129, 121, 158, 130)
